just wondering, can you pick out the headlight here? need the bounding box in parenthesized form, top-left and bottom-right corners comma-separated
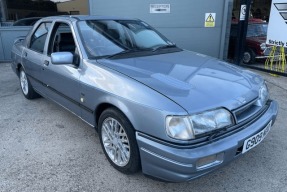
(166, 116, 194, 140)
(260, 43, 266, 50)
(189, 109, 234, 135)
(257, 82, 269, 106)
(166, 108, 234, 140)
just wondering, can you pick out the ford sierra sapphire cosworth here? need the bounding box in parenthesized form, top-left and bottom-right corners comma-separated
(11, 16, 278, 182)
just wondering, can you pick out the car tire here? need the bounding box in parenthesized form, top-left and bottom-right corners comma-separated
(243, 49, 255, 64)
(19, 67, 39, 99)
(98, 108, 140, 174)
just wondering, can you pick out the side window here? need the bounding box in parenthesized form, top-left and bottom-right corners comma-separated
(247, 24, 256, 37)
(29, 22, 51, 53)
(48, 22, 76, 55)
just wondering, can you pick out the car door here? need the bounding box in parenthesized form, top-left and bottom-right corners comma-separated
(41, 21, 82, 117)
(22, 22, 52, 94)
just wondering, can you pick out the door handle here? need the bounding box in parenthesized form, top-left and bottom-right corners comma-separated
(24, 52, 28, 57)
(43, 60, 49, 66)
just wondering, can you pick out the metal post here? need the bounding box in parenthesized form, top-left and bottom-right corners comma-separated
(234, 0, 252, 65)
(1, 0, 7, 21)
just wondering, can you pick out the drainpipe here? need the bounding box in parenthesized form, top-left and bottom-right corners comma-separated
(234, 0, 252, 65)
(0, 0, 7, 21)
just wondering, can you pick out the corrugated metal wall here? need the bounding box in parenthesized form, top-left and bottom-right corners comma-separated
(0, 26, 30, 62)
(0, 0, 234, 62)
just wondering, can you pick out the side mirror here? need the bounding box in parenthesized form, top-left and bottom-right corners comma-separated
(51, 52, 74, 65)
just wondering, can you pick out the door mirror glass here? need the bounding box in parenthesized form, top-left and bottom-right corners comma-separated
(51, 52, 74, 64)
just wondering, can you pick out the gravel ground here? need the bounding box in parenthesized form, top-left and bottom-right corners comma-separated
(0, 63, 286, 192)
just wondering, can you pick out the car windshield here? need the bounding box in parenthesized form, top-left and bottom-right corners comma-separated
(247, 23, 268, 37)
(77, 20, 174, 58)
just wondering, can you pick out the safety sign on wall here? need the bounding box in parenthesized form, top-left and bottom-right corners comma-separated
(150, 4, 170, 13)
(266, 0, 287, 47)
(240, 5, 246, 20)
(205, 13, 216, 27)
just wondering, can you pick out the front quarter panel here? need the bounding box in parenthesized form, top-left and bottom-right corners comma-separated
(79, 59, 187, 142)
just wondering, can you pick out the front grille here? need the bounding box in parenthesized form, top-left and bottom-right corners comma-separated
(232, 98, 263, 124)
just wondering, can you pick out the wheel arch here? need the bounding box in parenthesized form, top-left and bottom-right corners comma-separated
(94, 102, 135, 132)
(15, 63, 23, 77)
(97, 102, 142, 174)
(95, 103, 114, 129)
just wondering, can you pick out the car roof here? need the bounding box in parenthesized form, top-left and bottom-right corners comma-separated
(231, 22, 268, 26)
(231, 18, 267, 25)
(13, 17, 42, 26)
(43, 15, 138, 21)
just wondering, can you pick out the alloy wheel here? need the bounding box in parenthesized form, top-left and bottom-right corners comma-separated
(20, 70, 29, 95)
(101, 117, 130, 167)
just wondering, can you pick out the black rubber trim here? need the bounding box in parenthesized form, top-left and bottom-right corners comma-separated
(27, 74, 94, 114)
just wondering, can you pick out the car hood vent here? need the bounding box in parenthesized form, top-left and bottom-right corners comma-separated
(151, 73, 193, 91)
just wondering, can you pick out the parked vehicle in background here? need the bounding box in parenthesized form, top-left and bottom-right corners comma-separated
(228, 19, 273, 64)
(11, 16, 278, 182)
(13, 17, 42, 26)
(0, 21, 14, 27)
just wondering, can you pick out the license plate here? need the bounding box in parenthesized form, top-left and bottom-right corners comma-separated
(242, 120, 272, 154)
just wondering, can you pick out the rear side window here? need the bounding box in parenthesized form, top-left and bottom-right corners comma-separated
(29, 22, 52, 53)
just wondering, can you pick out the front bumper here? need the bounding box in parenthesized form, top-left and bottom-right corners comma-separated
(258, 46, 286, 60)
(136, 100, 278, 182)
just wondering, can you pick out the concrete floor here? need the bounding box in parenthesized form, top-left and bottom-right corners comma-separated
(0, 63, 286, 192)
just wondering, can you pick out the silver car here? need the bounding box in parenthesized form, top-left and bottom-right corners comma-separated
(11, 16, 278, 182)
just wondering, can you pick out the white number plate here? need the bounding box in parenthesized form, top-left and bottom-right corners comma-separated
(242, 120, 272, 154)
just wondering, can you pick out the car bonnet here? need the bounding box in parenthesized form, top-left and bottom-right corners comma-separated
(97, 50, 263, 114)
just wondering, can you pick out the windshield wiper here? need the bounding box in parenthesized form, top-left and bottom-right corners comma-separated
(105, 45, 178, 59)
(106, 49, 144, 59)
(152, 44, 177, 52)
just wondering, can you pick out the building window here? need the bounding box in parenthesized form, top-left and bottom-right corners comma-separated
(70, 11, 80, 15)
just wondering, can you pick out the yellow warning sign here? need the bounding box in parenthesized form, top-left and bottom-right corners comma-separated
(205, 13, 216, 27)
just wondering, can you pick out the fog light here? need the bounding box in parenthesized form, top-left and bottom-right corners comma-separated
(196, 152, 224, 170)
